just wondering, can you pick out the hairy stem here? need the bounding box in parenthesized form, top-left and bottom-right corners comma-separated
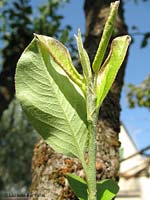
(86, 83, 98, 200)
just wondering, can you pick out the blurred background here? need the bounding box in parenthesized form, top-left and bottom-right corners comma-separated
(0, 0, 150, 198)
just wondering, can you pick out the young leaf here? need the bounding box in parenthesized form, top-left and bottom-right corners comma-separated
(92, 1, 120, 74)
(75, 29, 92, 82)
(34, 34, 86, 94)
(67, 173, 88, 200)
(15, 37, 88, 159)
(96, 179, 119, 200)
(96, 35, 131, 109)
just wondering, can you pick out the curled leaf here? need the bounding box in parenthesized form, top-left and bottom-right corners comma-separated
(96, 35, 131, 109)
(92, 1, 120, 74)
(34, 34, 86, 94)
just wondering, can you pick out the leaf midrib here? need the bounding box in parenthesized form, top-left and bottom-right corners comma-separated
(38, 43, 87, 158)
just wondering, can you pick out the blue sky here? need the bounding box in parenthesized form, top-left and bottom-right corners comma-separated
(121, 1, 150, 150)
(32, 0, 150, 150)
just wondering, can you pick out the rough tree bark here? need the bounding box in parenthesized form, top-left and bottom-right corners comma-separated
(29, 1, 129, 199)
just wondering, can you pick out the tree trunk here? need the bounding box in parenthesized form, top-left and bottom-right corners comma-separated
(29, 1, 129, 199)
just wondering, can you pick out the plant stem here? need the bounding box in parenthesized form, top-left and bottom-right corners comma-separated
(86, 83, 98, 200)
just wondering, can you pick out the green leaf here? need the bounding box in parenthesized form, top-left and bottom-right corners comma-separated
(67, 175, 119, 200)
(92, 1, 119, 74)
(97, 179, 119, 200)
(96, 35, 131, 109)
(75, 29, 92, 82)
(34, 34, 86, 94)
(15, 36, 88, 159)
(67, 173, 88, 200)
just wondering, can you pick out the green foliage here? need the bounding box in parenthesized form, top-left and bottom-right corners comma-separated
(127, 75, 150, 108)
(33, 0, 71, 38)
(0, 0, 33, 81)
(0, 0, 32, 51)
(0, 99, 38, 192)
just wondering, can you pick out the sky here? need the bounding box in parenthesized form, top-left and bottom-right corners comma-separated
(120, 1, 150, 151)
(32, 0, 150, 151)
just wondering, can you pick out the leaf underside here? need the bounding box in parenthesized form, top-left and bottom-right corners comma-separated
(15, 37, 88, 159)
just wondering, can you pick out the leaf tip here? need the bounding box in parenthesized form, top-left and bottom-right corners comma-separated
(33, 33, 39, 39)
(111, 0, 120, 8)
(113, 35, 131, 47)
(126, 35, 132, 44)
